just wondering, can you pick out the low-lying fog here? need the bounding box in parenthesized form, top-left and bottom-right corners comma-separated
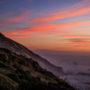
(34, 49, 90, 90)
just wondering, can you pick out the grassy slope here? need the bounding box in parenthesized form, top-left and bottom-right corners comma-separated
(0, 48, 75, 90)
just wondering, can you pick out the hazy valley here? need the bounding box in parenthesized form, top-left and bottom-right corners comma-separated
(34, 49, 90, 90)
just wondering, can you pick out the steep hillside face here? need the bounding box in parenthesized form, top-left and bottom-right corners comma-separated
(0, 48, 75, 90)
(0, 33, 64, 76)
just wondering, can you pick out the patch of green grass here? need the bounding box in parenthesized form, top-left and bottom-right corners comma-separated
(0, 74, 18, 89)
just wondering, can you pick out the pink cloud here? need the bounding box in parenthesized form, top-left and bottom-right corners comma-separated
(28, 0, 90, 23)
(0, 10, 31, 25)
(3, 20, 90, 38)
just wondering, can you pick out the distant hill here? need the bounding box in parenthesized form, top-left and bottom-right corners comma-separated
(0, 48, 75, 90)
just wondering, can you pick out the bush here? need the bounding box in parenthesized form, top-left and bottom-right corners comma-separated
(0, 54, 6, 63)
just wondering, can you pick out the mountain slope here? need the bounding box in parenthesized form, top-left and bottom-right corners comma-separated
(0, 33, 64, 76)
(0, 48, 75, 90)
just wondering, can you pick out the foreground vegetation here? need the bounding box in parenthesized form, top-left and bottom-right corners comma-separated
(0, 48, 75, 90)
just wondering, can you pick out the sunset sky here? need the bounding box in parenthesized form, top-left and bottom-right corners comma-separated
(0, 0, 90, 52)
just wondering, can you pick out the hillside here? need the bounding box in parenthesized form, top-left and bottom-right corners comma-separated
(0, 48, 75, 90)
(0, 33, 64, 76)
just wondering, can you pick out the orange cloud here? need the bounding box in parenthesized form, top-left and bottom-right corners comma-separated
(68, 38, 90, 46)
(62, 35, 90, 38)
(4, 32, 30, 38)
